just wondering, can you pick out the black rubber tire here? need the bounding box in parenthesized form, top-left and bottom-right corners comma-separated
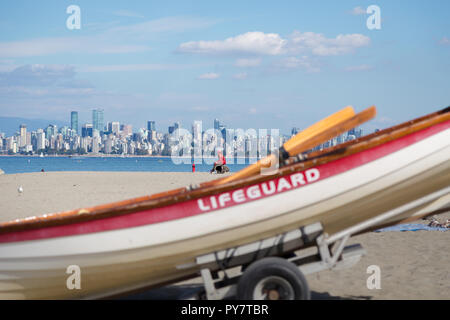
(236, 257, 310, 300)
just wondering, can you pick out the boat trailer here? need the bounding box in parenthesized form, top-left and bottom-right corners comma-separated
(185, 222, 364, 300)
(184, 187, 450, 300)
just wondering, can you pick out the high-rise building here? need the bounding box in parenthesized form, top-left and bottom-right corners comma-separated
(107, 121, 120, 134)
(92, 129, 100, 138)
(111, 122, 120, 135)
(104, 137, 113, 154)
(71, 111, 78, 134)
(147, 121, 156, 131)
(291, 127, 300, 136)
(168, 126, 175, 134)
(336, 134, 345, 145)
(60, 126, 70, 137)
(92, 109, 104, 132)
(81, 124, 93, 138)
(121, 124, 133, 136)
(19, 124, 27, 147)
(92, 136, 101, 154)
(148, 130, 157, 142)
(214, 119, 220, 131)
(174, 122, 181, 130)
(347, 127, 363, 139)
(45, 124, 57, 139)
(36, 129, 45, 151)
(192, 121, 202, 138)
(6, 136, 17, 153)
(356, 128, 363, 138)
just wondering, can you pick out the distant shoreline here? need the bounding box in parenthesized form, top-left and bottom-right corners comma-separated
(0, 154, 172, 158)
(0, 154, 260, 159)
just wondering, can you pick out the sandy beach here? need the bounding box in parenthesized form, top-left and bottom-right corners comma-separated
(0, 171, 449, 299)
(0, 171, 225, 221)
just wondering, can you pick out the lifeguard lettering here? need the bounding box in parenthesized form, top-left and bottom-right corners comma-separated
(232, 189, 246, 202)
(261, 181, 276, 194)
(218, 193, 232, 207)
(277, 177, 292, 192)
(197, 168, 321, 211)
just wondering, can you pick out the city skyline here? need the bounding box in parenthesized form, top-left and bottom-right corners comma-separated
(0, 1, 448, 135)
(0, 106, 377, 137)
(0, 110, 366, 138)
(0, 109, 365, 156)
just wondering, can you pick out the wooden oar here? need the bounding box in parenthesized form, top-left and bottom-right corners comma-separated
(216, 106, 359, 185)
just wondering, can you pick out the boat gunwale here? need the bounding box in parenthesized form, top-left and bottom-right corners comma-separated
(0, 107, 449, 235)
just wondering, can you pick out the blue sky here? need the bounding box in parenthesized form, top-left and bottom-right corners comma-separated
(0, 0, 449, 134)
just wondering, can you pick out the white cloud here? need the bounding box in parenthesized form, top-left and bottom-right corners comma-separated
(235, 58, 262, 67)
(0, 64, 95, 102)
(344, 64, 373, 72)
(178, 32, 287, 55)
(0, 16, 216, 58)
(350, 6, 366, 15)
(197, 72, 220, 80)
(0, 60, 17, 72)
(439, 37, 450, 45)
(79, 64, 180, 73)
(289, 31, 370, 56)
(178, 30, 370, 58)
(0, 64, 76, 86)
(0, 85, 95, 98)
(233, 72, 248, 79)
(277, 56, 320, 73)
(110, 16, 217, 35)
(0, 36, 150, 58)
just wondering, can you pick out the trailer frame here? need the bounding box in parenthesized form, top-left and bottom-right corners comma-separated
(186, 187, 450, 300)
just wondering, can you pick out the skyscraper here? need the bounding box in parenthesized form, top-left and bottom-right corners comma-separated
(19, 124, 27, 147)
(121, 124, 133, 136)
(81, 124, 93, 137)
(45, 124, 57, 139)
(192, 121, 202, 138)
(71, 111, 78, 134)
(147, 121, 156, 131)
(214, 119, 220, 131)
(36, 129, 45, 150)
(192, 121, 202, 159)
(110, 122, 120, 135)
(92, 109, 104, 132)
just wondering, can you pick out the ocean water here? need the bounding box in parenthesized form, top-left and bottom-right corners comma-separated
(0, 156, 251, 174)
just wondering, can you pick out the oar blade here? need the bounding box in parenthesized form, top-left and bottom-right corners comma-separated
(283, 106, 355, 156)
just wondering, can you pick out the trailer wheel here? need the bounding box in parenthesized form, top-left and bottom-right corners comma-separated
(237, 257, 310, 300)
